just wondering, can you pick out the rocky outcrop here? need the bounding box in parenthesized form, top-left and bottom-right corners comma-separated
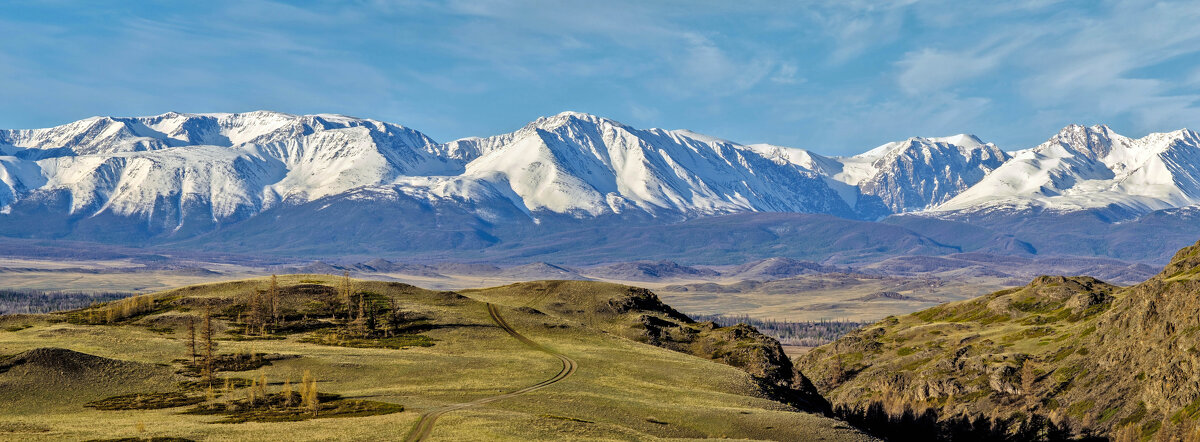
(798, 239, 1200, 440)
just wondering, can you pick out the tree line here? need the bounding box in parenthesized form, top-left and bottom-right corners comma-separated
(690, 313, 869, 347)
(0, 289, 130, 314)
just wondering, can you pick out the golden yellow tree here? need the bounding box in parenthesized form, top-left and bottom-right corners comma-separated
(256, 372, 267, 399)
(300, 369, 319, 413)
(283, 376, 294, 406)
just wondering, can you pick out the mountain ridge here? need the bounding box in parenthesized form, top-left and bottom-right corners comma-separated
(3, 110, 1200, 261)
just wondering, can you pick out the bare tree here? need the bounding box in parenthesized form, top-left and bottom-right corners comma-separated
(186, 316, 197, 366)
(269, 274, 280, 324)
(356, 293, 366, 323)
(338, 271, 353, 320)
(247, 289, 264, 335)
(1114, 424, 1139, 442)
(386, 297, 405, 337)
(201, 306, 217, 383)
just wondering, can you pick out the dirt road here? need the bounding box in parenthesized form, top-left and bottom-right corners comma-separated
(403, 303, 578, 441)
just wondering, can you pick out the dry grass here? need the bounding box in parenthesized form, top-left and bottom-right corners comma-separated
(0, 275, 871, 441)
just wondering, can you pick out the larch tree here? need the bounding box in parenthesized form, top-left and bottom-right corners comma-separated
(300, 369, 319, 413)
(386, 297, 405, 337)
(269, 274, 280, 324)
(247, 289, 264, 335)
(338, 271, 353, 320)
(186, 316, 197, 366)
(283, 376, 294, 406)
(257, 372, 267, 397)
(365, 304, 377, 332)
(356, 293, 366, 323)
(201, 306, 217, 383)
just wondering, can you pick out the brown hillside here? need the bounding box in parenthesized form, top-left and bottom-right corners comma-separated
(799, 240, 1200, 441)
(462, 280, 829, 413)
(0, 347, 182, 412)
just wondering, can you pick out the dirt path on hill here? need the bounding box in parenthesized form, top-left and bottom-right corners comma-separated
(403, 303, 578, 442)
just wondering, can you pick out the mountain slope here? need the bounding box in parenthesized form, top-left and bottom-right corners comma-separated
(935, 125, 1200, 217)
(0, 110, 1020, 243)
(798, 239, 1200, 440)
(444, 112, 857, 218)
(751, 135, 1008, 215)
(5, 111, 1200, 266)
(0, 111, 454, 237)
(843, 135, 1009, 213)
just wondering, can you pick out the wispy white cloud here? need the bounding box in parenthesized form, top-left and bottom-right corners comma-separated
(1, 0, 1199, 153)
(895, 33, 1037, 96)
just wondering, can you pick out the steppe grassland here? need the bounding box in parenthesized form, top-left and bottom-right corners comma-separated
(0, 275, 867, 441)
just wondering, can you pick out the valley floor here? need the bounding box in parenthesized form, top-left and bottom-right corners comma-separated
(0, 256, 1010, 322)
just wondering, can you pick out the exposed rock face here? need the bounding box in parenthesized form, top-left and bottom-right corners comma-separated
(798, 240, 1200, 440)
(630, 317, 829, 413)
(854, 136, 1010, 213)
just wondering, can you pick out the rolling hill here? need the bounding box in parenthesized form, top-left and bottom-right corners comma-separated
(0, 275, 870, 441)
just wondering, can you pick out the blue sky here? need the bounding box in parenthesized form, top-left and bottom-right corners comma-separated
(3, 0, 1200, 155)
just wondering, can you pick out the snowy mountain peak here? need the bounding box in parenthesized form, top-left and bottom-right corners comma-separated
(1138, 128, 1200, 149)
(528, 111, 627, 132)
(929, 134, 985, 149)
(936, 124, 1200, 216)
(437, 110, 857, 218)
(832, 135, 1009, 213)
(0, 111, 434, 155)
(745, 144, 839, 175)
(0, 111, 453, 230)
(854, 134, 990, 161)
(4, 110, 1200, 242)
(1043, 123, 1127, 160)
(744, 133, 1007, 214)
(667, 129, 736, 145)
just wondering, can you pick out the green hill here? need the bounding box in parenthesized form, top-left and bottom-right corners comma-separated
(0, 276, 869, 441)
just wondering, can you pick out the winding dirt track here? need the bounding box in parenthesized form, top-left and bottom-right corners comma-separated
(403, 303, 578, 441)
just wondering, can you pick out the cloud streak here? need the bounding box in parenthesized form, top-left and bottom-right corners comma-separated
(0, 0, 1198, 154)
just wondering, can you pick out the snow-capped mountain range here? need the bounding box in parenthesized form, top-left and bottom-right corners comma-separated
(1, 110, 1198, 241)
(933, 124, 1200, 216)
